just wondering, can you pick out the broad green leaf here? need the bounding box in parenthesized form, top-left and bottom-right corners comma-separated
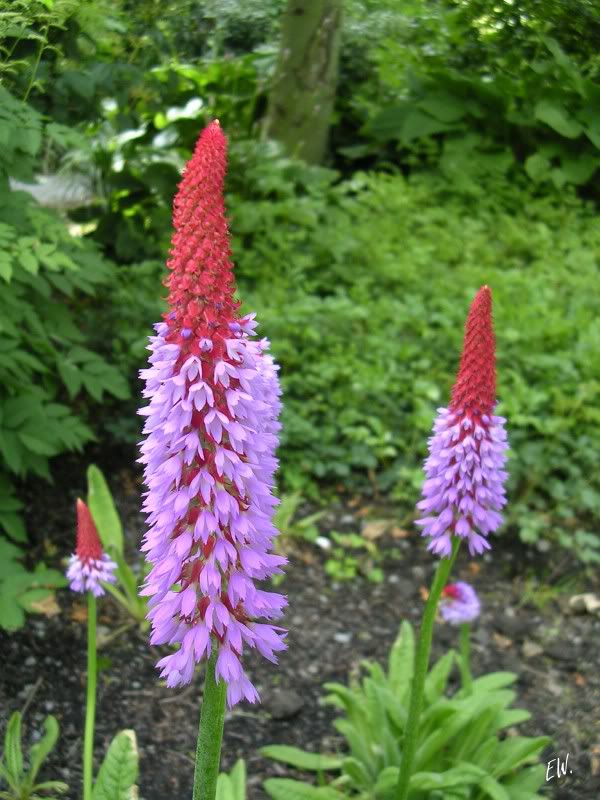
(524, 153, 551, 183)
(93, 730, 138, 800)
(534, 100, 582, 139)
(87, 465, 124, 555)
(0, 594, 25, 631)
(418, 92, 468, 123)
(261, 746, 342, 772)
(560, 154, 598, 185)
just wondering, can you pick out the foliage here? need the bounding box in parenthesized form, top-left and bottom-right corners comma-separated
(216, 760, 247, 800)
(362, 36, 600, 192)
(273, 493, 325, 544)
(0, 7, 128, 560)
(0, 539, 67, 632)
(262, 622, 550, 799)
(92, 730, 139, 800)
(86, 465, 147, 625)
(0, 713, 68, 800)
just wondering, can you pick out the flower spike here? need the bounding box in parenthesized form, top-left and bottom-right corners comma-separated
(138, 122, 287, 707)
(66, 499, 117, 597)
(415, 286, 509, 557)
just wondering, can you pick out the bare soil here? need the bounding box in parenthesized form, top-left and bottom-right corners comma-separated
(1, 459, 599, 800)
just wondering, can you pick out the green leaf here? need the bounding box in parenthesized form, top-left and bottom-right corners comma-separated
(560, 154, 598, 185)
(87, 465, 124, 555)
(492, 736, 551, 778)
(3, 712, 24, 780)
(28, 715, 60, 785)
(388, 621, 414, 699)
(0, 257, 12, 282)
(401, 109, 460, 144)
(261, 746, 342, 772)
(93, 730, 139, 800)
(228, 759, 246, 800)
(18, 251, 39, 275)
(217, 760, 246, 800)
(480, 774, 511, 800)
(263, 779, 341, 800)
(424, 650, 455, 702)
(534, 100, 582, 139)
(418, 93, 468, 123)
(0, 593, 25, 631)
(524, 153, 551, 183)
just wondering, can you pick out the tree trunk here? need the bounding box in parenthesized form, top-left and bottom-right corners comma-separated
(263, 0, 342, 164)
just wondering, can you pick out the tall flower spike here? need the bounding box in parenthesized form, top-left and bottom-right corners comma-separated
(415, 286, 508, 557)
(440, 582, 481, 624)
(67, 499, 117, 597)
(138, 121, 287, 707)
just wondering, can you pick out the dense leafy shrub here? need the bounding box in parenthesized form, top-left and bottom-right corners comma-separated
(226, 165, 600, 561)
(0, 92, 127, 544)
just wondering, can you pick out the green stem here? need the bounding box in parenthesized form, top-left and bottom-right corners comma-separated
(23, 26, 48, 102)
(395, 538, 460, 800)
(193, 644, 227, 800)
(459, 623, 473, 693)
(83, 593, 97, 800)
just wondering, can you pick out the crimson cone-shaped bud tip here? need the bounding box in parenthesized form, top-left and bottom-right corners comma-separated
(75, 498, 103, 561)
(165, 120, 239, 350)
(67, 500, 117, 596)
(450, 286, 496, 418)
(415, 285, 509, 558)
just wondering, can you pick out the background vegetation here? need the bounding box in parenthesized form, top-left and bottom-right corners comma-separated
(1, 0, 599, 621)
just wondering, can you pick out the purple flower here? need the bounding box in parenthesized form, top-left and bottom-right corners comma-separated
(415, 287, 509, 557)
(440, 582, 481, 624)
(66, 499, 117, 597)
(138, 123, 287, 707)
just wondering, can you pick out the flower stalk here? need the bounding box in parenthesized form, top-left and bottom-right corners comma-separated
(193, 646, 227, 800)
(395, 538, 460, 800)
(83, 593, 97, 800)
(459, 622, 473, 693)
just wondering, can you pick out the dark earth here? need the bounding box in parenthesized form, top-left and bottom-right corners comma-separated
(1, 454, 599, 800)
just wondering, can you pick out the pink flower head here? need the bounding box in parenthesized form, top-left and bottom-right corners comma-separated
(440, 581, 481, 624)
(66, 499, 117, 597)
(138, 122, 287, 706)
(415, 286, 508, 557)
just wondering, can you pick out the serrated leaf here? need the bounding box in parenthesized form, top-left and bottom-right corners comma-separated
(93, 730, 138, 800)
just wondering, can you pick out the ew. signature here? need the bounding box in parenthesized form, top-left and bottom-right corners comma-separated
(546, 753, 572, 782)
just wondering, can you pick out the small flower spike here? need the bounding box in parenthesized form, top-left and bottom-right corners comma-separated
(67, 499, 117, 597)
(139, 122, 287, 707)
(415, 286, 509, 557)
(440, 582, 481, 624)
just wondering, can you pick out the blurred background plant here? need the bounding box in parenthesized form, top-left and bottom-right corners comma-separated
(1, 0, 599, 632)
